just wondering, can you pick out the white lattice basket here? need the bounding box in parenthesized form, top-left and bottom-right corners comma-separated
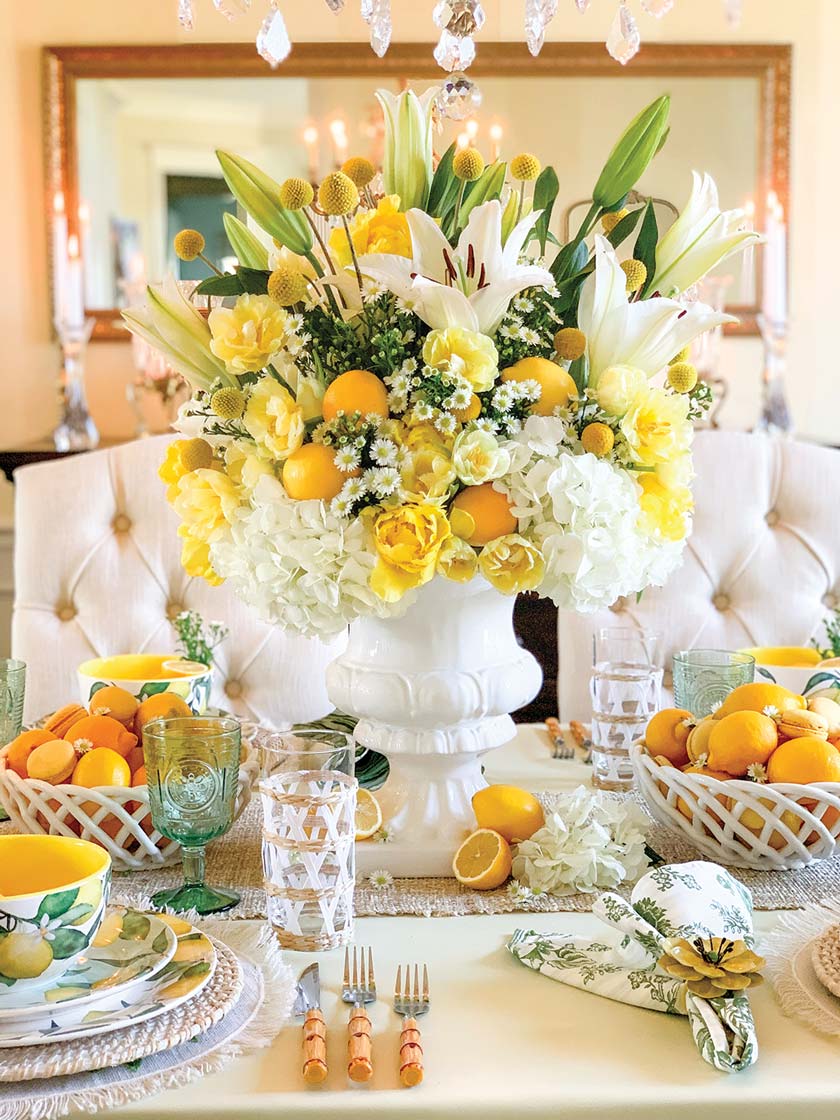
(632, 741, 840, 871)
(0, 743, 258, 872)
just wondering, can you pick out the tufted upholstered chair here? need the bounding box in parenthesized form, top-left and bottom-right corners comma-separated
(557, 431, 840, 720)
(12, 435, 341, 726)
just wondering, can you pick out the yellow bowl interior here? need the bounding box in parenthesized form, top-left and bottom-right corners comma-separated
(78, 654, 205, 681)
(738, 646, 823, 668)
(0, 836, 110, 898)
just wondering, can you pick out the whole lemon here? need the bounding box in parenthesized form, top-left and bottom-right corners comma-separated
(767, 736, 840, 784)
(707, 710, 779, 777)
(500, 357, 578, 416)
(322, 369, 389, 422)
(282, 443, 357, 502)
(450, 483, 517, 546)
(472, 784, 545, 843)
(714, 682, 805, 720)
(644, 708, 693, 767)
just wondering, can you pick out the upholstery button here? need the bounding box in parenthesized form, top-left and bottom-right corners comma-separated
(225, 680, 243, 700)
(713, 592, 730, 611)
(824, 592, 839, 610)
(765, 509, 780, 527)
(57, 605, 76, 622)
(113, 513, 132, 533)
(166, 602, 184, 622)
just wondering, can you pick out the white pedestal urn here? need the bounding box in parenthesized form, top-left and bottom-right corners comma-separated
(325, 576, 543, 877)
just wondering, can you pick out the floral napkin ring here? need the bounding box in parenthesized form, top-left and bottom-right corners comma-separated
(658, 937, 765, 1000)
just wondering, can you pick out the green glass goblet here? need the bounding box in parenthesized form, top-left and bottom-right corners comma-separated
(142, 716, 242, 915)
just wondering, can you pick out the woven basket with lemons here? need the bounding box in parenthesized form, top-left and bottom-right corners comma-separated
(632, 683, 840, 871)
(0, 687, 257, 872)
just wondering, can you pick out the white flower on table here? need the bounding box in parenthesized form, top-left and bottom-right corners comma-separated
(367, 869, 394, 889)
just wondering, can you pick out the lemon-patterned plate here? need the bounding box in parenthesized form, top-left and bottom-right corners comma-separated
(0, 908, 177, 1021)
(0, 912, 215, 1046)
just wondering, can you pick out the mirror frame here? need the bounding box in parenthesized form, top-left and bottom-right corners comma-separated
(43, 41, 791, 341)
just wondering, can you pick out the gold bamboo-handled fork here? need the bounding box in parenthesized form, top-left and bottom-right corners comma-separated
(394, 963, 429, 1087)
(342, 945, 375, 1082)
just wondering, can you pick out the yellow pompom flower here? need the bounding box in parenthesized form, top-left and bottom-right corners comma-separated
(510, 153, 541, 182)
(210, 387, 246, 420)
(317, 171, 359, 216)
(453, 148, 485, 182)
(173, 229, 205, 262)
(637, 472, 693, 543)
(620, 258, 647, 294)
(601, 208, 629, 236)
(422, 327, 498, 393)
(341, 156, 376, 189)
(159, 439, 219, 503)
(580, 422, 615, 457)
(478, 534, 545, 595)
(267, 265, 309, 306)
(553, 327, 587, 362)
(328, 195, 411, 268)
(667, 362, 699, 394)
(669, 346, 691, 366)
(369, 503, 451, 602)
(179, 437, 214, 473)
(436, 535, 478, 584)
(243, 376, 305, 461)
(279, 177, 314, 211)
(179, 532, 223, 586)
(620, 386, 692, 468)
(209, 293, 294, 374)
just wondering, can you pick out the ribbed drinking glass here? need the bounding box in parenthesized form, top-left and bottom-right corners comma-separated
(673, 649, 755, 717)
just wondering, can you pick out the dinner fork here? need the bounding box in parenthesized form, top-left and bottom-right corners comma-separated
(394, 963, 429, 1087)
(342, 945, 375, 1082)
(546, 716, 576, 759)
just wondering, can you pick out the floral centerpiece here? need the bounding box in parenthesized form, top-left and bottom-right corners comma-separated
(124, 87, 757, 871)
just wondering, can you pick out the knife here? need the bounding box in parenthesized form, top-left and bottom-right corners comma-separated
(294, 963, 327, 1084)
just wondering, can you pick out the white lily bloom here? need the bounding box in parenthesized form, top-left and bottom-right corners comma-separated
(375, 87, 438, 212)
(579, 237, 735, 384)
(355, 200, 554, 334)
(650, 171, 762, 297)
(122, 276, 234, 390)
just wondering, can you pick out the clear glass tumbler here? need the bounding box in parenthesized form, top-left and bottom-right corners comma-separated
(143, 716, 242, 915)
(258, 729, 356, 952)
(673, 649, 755, 717)
(0, 660, 26, 745)
(590, 627, 663, 791)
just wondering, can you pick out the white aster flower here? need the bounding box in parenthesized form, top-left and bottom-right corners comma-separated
(342, 476, 368, 501)
(411, 401, 433, 422)
(435, 412, 457, 437)
(492, 385, 515, 412)
(448, 386, 472, 410)
(371, 438, 398, 466)
(334, 447, 361, 472)
(367, 869, 394, 889)
(474, 417, 498, 433)
(507, 879, 537, 906)
(368, 466, 401, 496)
(330, 494, 354, 517)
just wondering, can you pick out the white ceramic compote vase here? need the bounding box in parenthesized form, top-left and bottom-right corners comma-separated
(326, 577, 542, 876)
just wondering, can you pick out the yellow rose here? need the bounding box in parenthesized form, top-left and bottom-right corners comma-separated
(637, 472, 693, 542)
(400, 447, 457, 504)
(159, 439, 218, 503)
(452, 429, 511, 486)
(620, 386, 692, 468)
(243, 376, 305, 461)
(369, 503, 451, 602)
(328, 195, 411, 268)
(422, 327, 498, 393)
(478, 534, 545, 595)
(436, 535, 478, 584)
(593, 364, 648, 417)
(178, 530, 223, 586)
(209, 294, 294, 374)
(224, 441, 274, 492)
(172, 468, 240, 545)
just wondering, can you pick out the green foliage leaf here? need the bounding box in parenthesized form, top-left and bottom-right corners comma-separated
(551, 236, 589, 284)
(454, 160, 507, 234)
(427, 142, 459, 219)
(88, 681, 109, 701)
(568, 354, 588, 394)
(633, 201, 659, 293)
(120, 912, 152, 941)
(236, 267, 272, 295)
(194, 273, 243, 297)
(152, 929, 172, 956)
(49, 928, 89, 960)
(138, 682, 174, 701)
(223, 212, 269, 270)
(606, 206, 644, 249)
(531, 166, 560, 254)
(36, 889, 79, 923)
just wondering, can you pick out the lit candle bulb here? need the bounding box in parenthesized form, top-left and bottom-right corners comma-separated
(303, 125, 319, 182)
(465, 119, 479, 140)
(763, 189, 787, 326)
(329, 119, 348, 168)
(489, 122, 503, 162)
(457, 131, 470, 150)
(65, 234, 85, 330)
(78, 201, 91, 306)
(52, 190, 68, 326)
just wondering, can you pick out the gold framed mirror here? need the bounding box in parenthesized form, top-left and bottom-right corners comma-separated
(43, 41, 790, 341)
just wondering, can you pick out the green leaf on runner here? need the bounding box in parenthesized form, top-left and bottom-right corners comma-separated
(36, 889, 79, 922)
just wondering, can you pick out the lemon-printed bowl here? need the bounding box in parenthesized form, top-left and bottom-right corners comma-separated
(739, 647, 840, 704)
(77, 654, 212, 714)
(0, 835, 110, 995)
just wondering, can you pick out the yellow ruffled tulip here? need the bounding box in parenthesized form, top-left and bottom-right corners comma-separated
(179, 531, 223, 586)
(209, 294, 295, 375)
(478, 534, 545, 595)
(400, 447, 457, 504)
(369, 503, 451, 602)
(243, 377, 305, 461)
(422, 327, 499, 394)
(637, 472, 693, 543)
(436, 535, 478, 584)
(159, 439, 219, 504)
(329, 195, 412, 269)
(620, 386, 692, 468)
(172, 468, 240, 545)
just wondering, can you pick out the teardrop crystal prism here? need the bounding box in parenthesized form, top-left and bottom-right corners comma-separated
(433, 1, 485, 35)
(256, 5, 291, 67)
(369, 0, 392, 57)
(640, 0, 673, 15)
(524, 0, 559, 57)
(575, 0, 590, 10)
(606, 2, 641, 65)
(212, 0, 250, 19)
(723, 0, 743, 26)
(177, 0, 195, 30)
(324, 0, 345, 9)
(434, 29, 476, 72)
(438, 72, 482, 120)
(360, 0, 373, 21)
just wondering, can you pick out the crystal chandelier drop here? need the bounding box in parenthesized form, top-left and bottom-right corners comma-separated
(178, 0, 745, 113)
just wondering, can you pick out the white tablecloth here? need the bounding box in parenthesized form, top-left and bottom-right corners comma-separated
(96, 728, 839, 1119)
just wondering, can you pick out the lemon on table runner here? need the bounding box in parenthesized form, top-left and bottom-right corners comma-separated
(355, 789, 382, 840)
(472, 785, 544, 843)
(452, 829, 512, 890)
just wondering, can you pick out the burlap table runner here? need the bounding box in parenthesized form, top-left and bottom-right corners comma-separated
(106, 796, 840, 919)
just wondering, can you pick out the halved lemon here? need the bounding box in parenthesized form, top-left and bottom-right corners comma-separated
(355, 789, 383, 840)
(452, 828, 512, 890)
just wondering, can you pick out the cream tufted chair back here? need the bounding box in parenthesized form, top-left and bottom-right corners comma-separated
(557, 431, 840, 720)
(12, 435, 340, 726)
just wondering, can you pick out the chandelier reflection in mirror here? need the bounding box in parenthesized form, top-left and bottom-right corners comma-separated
(177, 1, 745, 117)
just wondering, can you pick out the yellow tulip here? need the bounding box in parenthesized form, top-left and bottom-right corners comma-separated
(369, 503, 451, 602)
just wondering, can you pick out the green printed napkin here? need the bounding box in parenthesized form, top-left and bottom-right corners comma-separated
(509, 861, 758, 1073)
